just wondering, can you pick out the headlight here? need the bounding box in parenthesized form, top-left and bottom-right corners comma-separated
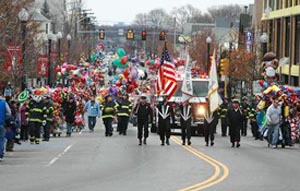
(197, 106, 205, 115)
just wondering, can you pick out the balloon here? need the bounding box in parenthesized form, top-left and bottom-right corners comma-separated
(62, 63, 68, 68)
(120, 56, 128, 65)
(117, 48, 126, 57)
(150, 60, 155, 65)
(55, 66, 61, 73)
(113, 59, 122, 67)
(123, 69, 130, 78)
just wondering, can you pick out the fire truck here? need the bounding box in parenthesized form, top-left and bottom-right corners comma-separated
(168, 78, 209, 135)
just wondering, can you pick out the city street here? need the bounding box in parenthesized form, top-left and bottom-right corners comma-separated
(1, 122, 300, 191)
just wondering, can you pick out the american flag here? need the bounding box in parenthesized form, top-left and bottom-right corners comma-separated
(156, 44, 177, 100)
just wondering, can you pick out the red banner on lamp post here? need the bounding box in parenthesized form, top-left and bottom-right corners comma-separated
(5, 45, 22, 74)
(37, 54, 49, 77)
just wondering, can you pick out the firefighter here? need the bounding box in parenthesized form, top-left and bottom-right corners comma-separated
(26, 90, 47, 145)
(241, 97, 250, 136)
(42, 95, 53, 142)
(180, 102, 192, 145)
(219, 99, 229, 136)
(156, 95, 172, 146)
(101, 94, 118, 137)
(133, 94, 152, 145)
(116, 94, 132, 135)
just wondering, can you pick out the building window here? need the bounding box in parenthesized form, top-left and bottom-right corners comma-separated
(276, 0, 280, 9)
(295, 16, 300, 64)
(283, 75, 289, 85)
(285, 0, 289, 7)
(276, 19, 281, 57)
(289, 0, 293, 7)
(270, 0, 275, 10)
(292, 76, 299, 86)
(285, 17, 290, 57)
(264, 0, 268, 9)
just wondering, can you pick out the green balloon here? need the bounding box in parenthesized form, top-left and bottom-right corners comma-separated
(113, 59, 128, 69)
(117, 48, 126, 57)
(18, 91, 29, 103)
(150, 60, 155, 65)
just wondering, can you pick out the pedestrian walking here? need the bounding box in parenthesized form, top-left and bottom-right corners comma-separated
(43, 95, 53, 141)
(227, 99, 244, 148)
(20, 101, 29, 141)
(156, 95, 172, 146)
(85, 96, 101, 132)
(116, 94, 132, 135)
(180, 102, 192, 145)
(26, 91, 47, 144)
(204, 110, 218, 147)
(101, 94, 118, 137)
(241, 97, 250, 136)
(219, 99, 228, 136)
(133, 94, 152, 145)
(0, 95, 11, 161)
(266, 99, 282, 148)
(63, 95, 76, 137)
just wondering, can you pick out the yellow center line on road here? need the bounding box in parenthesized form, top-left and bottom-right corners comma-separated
(171, 136, 229, 191)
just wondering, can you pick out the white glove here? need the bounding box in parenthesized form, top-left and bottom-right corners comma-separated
(42, 120, 47, 126)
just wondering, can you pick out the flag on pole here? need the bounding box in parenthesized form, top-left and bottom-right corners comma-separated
(181, 54, 193, 104)
(208, 49, 222, 113)
(156, 42, 177, 100)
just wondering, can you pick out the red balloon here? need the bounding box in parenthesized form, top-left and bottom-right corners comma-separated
(55, 66, 61, 73)
(120, 56, 128, 65)
(115, 80, 121, 87)
(133, 80, 139, 88)
(123, 69, 130, 78)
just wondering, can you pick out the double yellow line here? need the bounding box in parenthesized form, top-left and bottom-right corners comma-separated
(171, 136, 229, 191)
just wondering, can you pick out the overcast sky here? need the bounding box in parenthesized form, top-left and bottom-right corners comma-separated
(84, 0, 254, 25)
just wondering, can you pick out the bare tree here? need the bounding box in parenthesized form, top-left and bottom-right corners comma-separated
(208, 4, 243, 19)
(133, 13, 148, 27)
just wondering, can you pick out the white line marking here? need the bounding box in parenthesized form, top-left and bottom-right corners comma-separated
(46, 144, 73, 167)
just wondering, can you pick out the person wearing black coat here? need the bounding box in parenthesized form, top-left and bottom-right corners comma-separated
(180, 102, 192, 145)
(227, 99, 244, 147)
(204, 110, 219, 147)
(63, 96, 76, 137)
(156, 96, 173, 146)
(133, 95, 152, 145)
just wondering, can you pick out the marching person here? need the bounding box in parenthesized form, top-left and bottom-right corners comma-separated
(266, 98, 282, 148)
(241, 97, 250, 136)
(116, 94, 132, 135)
(42, 95, 54, 142)
(85, 96, 101, 132)
(133, 94, 152, 145)
(219, 99, 229, 136)
(180, 102, 192, 145)
(204, 109, 219, 147)
(156, 95, 172, 146)
(101, 94, 118, 137)
(227, 99, 244, 148)
(63, 95, 76, 137)
(0, 94, 12, 161)
(26, 91, 47, 144)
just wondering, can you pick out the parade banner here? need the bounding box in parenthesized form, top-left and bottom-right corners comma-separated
(208, 50, 222, 113)
(181, 54, 193, 104)
(37, 54, 49, 77)
(5, 45, 22, 74)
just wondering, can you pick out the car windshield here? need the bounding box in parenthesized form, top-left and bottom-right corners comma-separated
(174, 81, 209, 97)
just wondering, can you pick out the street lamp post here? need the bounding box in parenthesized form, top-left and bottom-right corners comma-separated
(18, 8, 29, 90)
(66, 34, 71, 63)
(47, 33, 53, 86)
(57, 32, 62, 64)
(260, 32, 269, 57)
(206, 36, 212, 73)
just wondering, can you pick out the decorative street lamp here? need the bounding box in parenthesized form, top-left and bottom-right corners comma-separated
(47, 33, 53, 86)
(260, 32, 269, 57)
(66, 34, 71, 63)
(206, 36, 212, 73)
(57, 32, 62, 64)
(18, 8, 29, 90)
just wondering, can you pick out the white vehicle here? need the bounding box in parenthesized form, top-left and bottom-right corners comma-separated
(168, 78, 209, 135)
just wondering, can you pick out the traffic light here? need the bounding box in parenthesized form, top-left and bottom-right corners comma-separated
(219, 58, 229, 76)
(141, 30, 147, 40)
(126, 29, 134, 40)
(159, 31, 166, 41)
(99, 29, 105, 40)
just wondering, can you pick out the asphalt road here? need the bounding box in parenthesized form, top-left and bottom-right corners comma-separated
(1, 121, 300, 191)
